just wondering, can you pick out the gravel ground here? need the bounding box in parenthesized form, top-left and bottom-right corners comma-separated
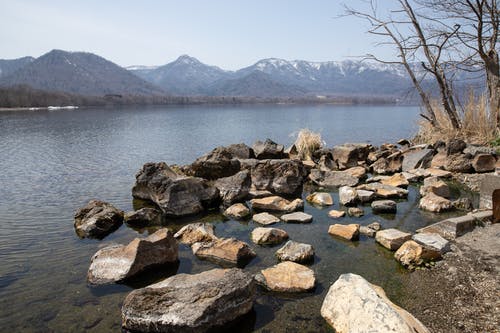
(400, 222, 500, 333)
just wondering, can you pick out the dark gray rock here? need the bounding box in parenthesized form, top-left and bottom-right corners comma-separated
(251, 159, 307, 196)
(74, 200, 123, 239)
(446, 139, 467, 155)
(371, 152, 403, 175)
(190, 146, 241, 180)
(122, 268, 255, 333)
(124, 208, 162, 226)
(332, 143, 372, 169)
(132, 162, 220, 217)
(444, 154, 473, 173)
(402, 148, 434, 171)
(252, 139, 285, 159)
(214, 170, 251, 205)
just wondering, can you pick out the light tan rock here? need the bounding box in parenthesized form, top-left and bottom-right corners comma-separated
(252, 212, 280, 225)
(472, 154, 496, 173)
(321, 273, 430, 333)
(381, 173, 409, 188)
(275, 240, 314, 263)
(328, 210, 346, 218)
(339, 186, 358, 206)
(306, 192, 333, 206)
(174, 223, 217, 245)
(347, 207, 364, 217)
(224, 203, 250, 219)
(419, 176, 450, 198)
(357, 183, 408, 199)
(328, 224, 360, 240)
(394, 240, 442, 267)
(426, 168, 452, 178)
(192, 238, 256, 267)
(344, 166, 367, 179)
(250, 227, 288, 245)
(375, 228, 411, 250)
(280, 211, 313, 223)
(255, 261, 315, 292)
(250, 196, 304, 212)
(419, 193, 452, 213)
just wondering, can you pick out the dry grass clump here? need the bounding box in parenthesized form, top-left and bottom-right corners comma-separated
(294, 129, 323, 160)
(414, 92, 497, 145)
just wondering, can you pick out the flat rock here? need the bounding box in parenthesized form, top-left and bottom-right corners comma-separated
(74, 200, 124, 239)
(401, 171, 422, 183)
(255, 261, 315, 292)
(252, 212, 280, 225)
(328, 210, 346, 218)
(192, 238, 256, 267)
(306, 192, 333, 206)
(122, 268, 255, 333)
(328, 224, 360, 240)
(124, 207, 162, 226)
(426, 168, 452, 178)
(88, 229, 178, 285)
(321, 273, 430, 333)
(309, 169, 360, 187)
(280, 211, 313, 223)
(174, 223, 217, 245)
(357, 183, 408, 199)
(344, 166, 367, 179)
(250, 227, 289, 245)
(347, 207, 364, 217)
(394, 240, 442, 267)
(339, 186, 358, 206)
(275, 240, 314, 263)
(250, 195, 304, 213)
(402, 148, 434, 171)
(224, 203, 250, 219)
(380, 173, 409, 188)
(375, 228, 411, 250)
(419, 193, 452, 213)
(416, 214, 479, 240)
(412, 233, 450, 255)
(371, 200, 397, 214)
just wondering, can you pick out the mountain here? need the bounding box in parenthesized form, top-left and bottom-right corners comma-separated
(129, 55, 230, 95)
(0, 50, 163, 96)
(207, 71, 306, 97)
(0, 57, 35, 78)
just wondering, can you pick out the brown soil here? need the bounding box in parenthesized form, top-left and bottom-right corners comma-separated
(400, 222, 500, 333)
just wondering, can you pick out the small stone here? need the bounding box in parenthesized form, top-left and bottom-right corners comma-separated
(357, 190, 375, 203)
(347, 207, 364, 217)
(255, 261, 315, 292)
(275, 240, 314, 263)
(367, 221, 382, 231)
(252, 212, 280, 225)
(328, 224, 360, 240)
(224, 203, 250, 219)
(251, 227, 289, 245)
(371, 200, 397, 214)
(360, 226, 376, 237)
(306, 192, 334, 206)
(375, 228, 412, 250)
(452, 198, 473, 211)
(328, 210, 346, 218)
(174, 223, 217, 245)
(339, 186, 358, 206)
(280, 212, 313, 223)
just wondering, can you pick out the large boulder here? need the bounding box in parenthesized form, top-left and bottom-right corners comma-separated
(252, 139, 285, 159)
(87, 229, 178, 285)
(419, 193, 452, 212)
(124, 207, 162, 226)
(332, 143, 372, 169)
(122, 268, 255, 333)
(250, 195, 304, 213)
(132, 162, 220, 217)
(275, 240, 314, 263)
(174, 223, 217, 245)
(189, 146, 241, 180)
(375, 228, 411, 250)
(192, 238, 256, 267)
(74, 200, 124, 239)
(214, 170, 251, 205)
(321, 273, 430, 333)
(309, 169, 360, 187)
(255, 261, 315, 292)
(250, 159, 307, 196)
(250, 227, 289, 245)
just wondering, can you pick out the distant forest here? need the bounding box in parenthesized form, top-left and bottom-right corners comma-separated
(0, 85, 399, 108)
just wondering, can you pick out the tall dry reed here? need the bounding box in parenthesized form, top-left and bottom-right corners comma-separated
(294, 129, 323, 160)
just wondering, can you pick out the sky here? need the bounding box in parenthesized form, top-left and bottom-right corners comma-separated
(1, 0, 398, 70)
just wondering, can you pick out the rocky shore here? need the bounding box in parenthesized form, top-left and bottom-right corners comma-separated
(73, 137, 498, 332)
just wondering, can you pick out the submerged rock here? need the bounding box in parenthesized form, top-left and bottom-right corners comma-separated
(320, 273, 430, 333)
(132, 162, 219, 217)
(280, 211, 313, 223)
(306, 192, 333, 206)
(224, 203, 250, 219)
(124, 207, 162, 226)
(250, 227, 289, 245)
(122, 268, 255, 333)
(328, 224, 360, 240)
(192, 238, 256, 267)
(74, 200, 124, 239)
(174, 223, 217, 245)
(255, 261, 315, 292)
(275, 240, 314, 263)
(252, 212, 280, 225)
(250, 196, 304, 213)
(87, 229, 178, 285)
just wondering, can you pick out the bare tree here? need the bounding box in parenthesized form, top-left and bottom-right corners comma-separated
(417, 0, 499, 129)
(346, 0, 463, 128)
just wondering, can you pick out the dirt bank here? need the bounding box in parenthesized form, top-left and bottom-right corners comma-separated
(401, 222, 500, 333)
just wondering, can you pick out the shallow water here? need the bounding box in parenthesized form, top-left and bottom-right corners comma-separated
(0, 104, 466, 332)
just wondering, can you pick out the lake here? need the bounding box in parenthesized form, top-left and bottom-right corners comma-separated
(0, 104, 458, 332)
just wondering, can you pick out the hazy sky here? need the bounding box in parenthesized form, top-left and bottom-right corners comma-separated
(1, 0, 398, 70)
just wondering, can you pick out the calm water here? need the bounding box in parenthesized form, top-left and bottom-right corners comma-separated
(0, 104, 462, 332)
